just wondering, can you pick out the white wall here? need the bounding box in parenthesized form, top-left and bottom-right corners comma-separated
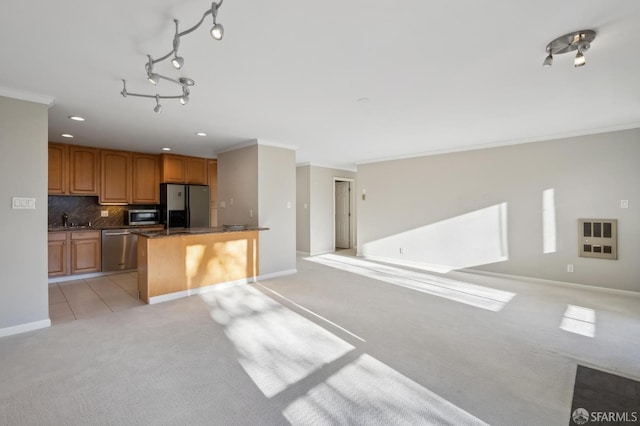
(0, 96, 50, 334)
(357, 129, 640, 292)
(258, 145, 297, 275)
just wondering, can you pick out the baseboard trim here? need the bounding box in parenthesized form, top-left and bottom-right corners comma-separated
(464, 269, 640, 297)
(148, 277, 256, 304)
(257, 269, 297, 281)
(0, 319, 51, 338)
(49, 269, 135, 284)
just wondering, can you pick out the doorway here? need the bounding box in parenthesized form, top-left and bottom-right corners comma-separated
(334, 178, 355, 250)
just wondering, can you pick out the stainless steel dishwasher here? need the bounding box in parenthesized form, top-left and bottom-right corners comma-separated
(101, 228, 140, 271)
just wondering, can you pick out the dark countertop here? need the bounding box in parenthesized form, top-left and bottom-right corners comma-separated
(48, 224, 165, 232)
(133, 226, 269, 238)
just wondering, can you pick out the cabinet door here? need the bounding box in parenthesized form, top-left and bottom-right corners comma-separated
(71, 233, 101, 274)
(100, 150, 131, 204)
(132, 154, 160, 204)
(161, 154, 186, 183)
(186, 157, 207, 184)
(48, 232, 69, 277)
(69, 146, 99, 195)
(48, 143, 68, 194)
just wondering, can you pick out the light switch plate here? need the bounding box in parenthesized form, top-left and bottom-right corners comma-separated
(12, 197, 36, 209)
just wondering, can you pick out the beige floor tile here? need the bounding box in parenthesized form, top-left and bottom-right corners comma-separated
(69, 298, 113, 319)
(51, 311, 76, 325)
(48, 285, 67, 304)
(59, 281, 100, 301)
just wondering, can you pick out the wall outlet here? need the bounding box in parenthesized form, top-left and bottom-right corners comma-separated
(287, 202, 291, 209)
(220, 201, 226, 208)
(567, 264, 574, 273)
(101, 210, 109, 217)
(621, 200, 629, 209)
(249, 209, 253, 218)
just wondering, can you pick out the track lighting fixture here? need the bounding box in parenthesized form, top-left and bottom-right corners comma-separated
(542, 30, 595, 68)
(121, 1, 225, 112)
(154, 95, 162, 114)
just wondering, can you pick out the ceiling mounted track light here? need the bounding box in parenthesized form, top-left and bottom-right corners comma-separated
(542, 30, 596, 68)
(121, 1, 224, 112)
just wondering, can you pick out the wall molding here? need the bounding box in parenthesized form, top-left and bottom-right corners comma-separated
(464, 268, 640, 298)
(257, 269, 297, 281)
(0, 319, 51, 338)
(0, 86, 55, 107)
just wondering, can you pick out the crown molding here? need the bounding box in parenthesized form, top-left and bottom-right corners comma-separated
(0, 86, 55, 107)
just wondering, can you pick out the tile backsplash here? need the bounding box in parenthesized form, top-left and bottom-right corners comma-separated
(48, 196, 157, 227)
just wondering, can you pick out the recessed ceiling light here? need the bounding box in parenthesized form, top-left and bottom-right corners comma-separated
(61, 134, 74, 138)
(162, 147, 171, 151)
(68, 116, 85, 122)
(195, 132, 207, 136)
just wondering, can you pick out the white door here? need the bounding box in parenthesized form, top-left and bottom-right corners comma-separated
(335, 181, 350, 249)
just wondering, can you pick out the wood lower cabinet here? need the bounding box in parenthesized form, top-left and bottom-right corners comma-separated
(71, 231, 101, 274)
(100, 150, 131, 204)
(48, 232, 69, 276)
(48, 230, 101, 277)
(69, 145, 99, 195)
(131, 153, 160, 204)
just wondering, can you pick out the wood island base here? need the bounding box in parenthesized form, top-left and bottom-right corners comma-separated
(137, 229, 261, 304)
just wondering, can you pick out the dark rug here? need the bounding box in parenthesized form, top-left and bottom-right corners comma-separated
(569, 365, 640, 425)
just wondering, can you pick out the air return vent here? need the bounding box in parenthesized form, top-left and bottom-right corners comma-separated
(578, 219, 617, 260)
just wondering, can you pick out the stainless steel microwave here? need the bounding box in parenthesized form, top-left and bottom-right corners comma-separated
(126, 209, 160, 225)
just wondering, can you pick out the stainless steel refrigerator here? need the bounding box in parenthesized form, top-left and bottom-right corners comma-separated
(160, 183, 209, 228)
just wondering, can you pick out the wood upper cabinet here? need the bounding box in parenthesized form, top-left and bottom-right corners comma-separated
(131, 153, 160, 204)
(186, 156, 207, 184)
(48, 232, 69, 277)
(69, 145, 99, 195)
(70, 231, 101, 274)
(100, 150, 131, 204)
(160, 154, 186, 183)
(161, 154, 208, 184)
(48, 143, 69, 194)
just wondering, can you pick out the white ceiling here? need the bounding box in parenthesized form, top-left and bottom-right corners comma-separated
(1, 1, 639, 170)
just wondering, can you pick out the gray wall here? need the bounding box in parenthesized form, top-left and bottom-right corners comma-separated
(258, 145, 297, 275)
(296, 166, 311, 253)
(309, 166, 357, 255)
(217, 144, 259, 228)
(0, 96, 49, 331)
(218, 142, 297, 277)
(296, 165, 357, 255)
(357, 128, 640, 292)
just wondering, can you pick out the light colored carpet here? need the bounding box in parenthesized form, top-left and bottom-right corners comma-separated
(1, 253, 639, 425)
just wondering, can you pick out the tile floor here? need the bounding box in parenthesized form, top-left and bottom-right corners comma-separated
(49, 272, 143, 325)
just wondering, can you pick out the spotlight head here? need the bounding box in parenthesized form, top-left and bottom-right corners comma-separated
(154, 103, 162, 113)
(180, 96, 189, 105)
(210, 23, 224, 40)
(574, 51, 586, 68)
(148, 73, 160, 85)
(542, 53, 553, 67)
(171, 56, 184, 69)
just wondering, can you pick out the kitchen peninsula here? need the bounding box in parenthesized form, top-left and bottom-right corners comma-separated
(135, 227, 268, 304)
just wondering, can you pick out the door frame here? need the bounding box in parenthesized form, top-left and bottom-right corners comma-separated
(333, 177, 356, 251)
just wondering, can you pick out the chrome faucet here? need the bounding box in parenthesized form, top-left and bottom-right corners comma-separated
(62, 212, 69, 227)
